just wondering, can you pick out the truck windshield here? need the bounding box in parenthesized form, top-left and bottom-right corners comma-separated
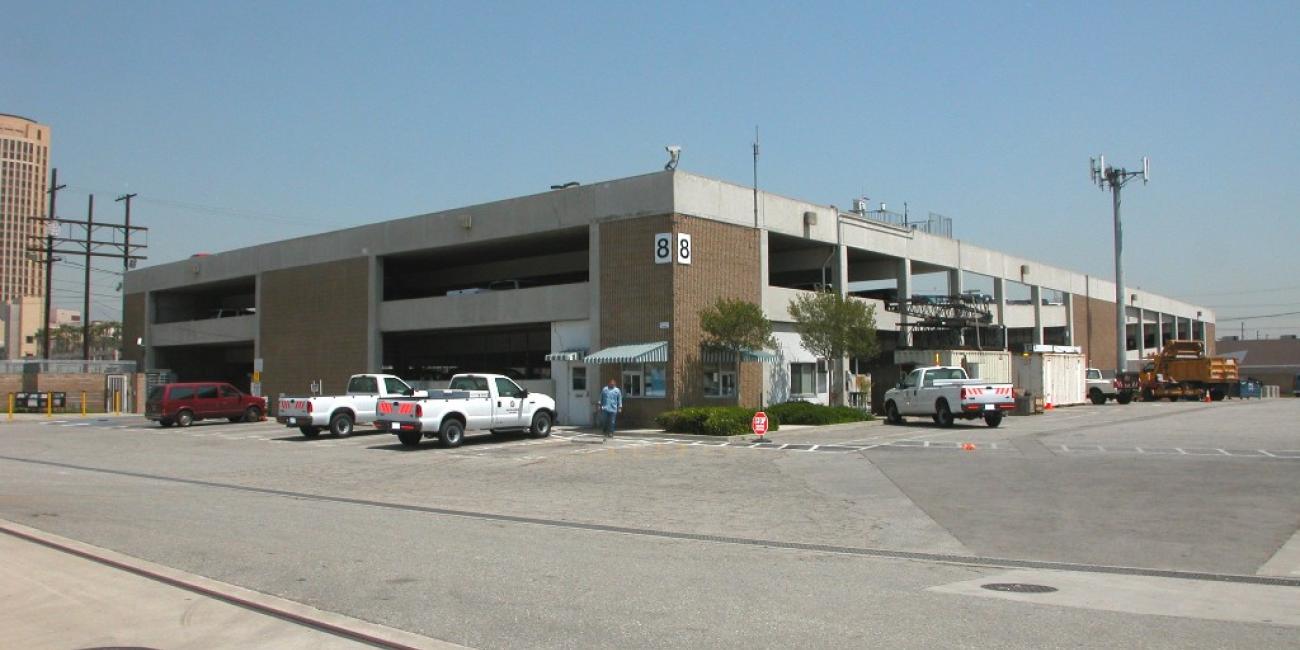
(383, 377, 412, 395)
(928, 368, 967, 381)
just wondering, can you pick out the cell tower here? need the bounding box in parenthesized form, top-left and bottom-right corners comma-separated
(1090, 155, 1149, 374)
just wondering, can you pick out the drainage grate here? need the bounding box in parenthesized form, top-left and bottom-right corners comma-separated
(981, 583, 1058, 593)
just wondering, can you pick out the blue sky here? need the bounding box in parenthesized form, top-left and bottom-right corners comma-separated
(4, 1, 1298, 336)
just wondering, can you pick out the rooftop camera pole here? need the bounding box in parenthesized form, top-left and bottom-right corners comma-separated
(1090, 155, 1149, 375)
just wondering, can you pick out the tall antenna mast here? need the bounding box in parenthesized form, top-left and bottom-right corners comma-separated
(1090, 155, 1149, 375)
(752, 126, 760, 228)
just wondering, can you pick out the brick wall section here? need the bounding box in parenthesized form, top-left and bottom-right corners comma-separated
(668, 215, 762, 409)
(34, 373, 107, 412)
(599, 215, 762, 425)
(599, 215, 675, 426)
(260, 257, 369, 411)
(122, 292, 145, 366)
(1074, 295, 1118, 369)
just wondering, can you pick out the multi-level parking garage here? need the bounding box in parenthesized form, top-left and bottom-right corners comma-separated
(123, 171, 1213, 426)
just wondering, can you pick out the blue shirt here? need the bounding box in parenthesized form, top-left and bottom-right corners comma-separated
(600, 385, 623, 412)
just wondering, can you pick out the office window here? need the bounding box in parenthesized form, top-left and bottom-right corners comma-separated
(791, 361, 828, 396)
(571, 366, 586, 392)
(703, 364, 736, 397)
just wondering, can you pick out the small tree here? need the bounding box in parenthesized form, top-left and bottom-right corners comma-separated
(788, 291, 879, 405)
(699, 298, 776, 404)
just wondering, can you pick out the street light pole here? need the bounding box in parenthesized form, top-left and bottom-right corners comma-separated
(1090, 156, 1148, 375)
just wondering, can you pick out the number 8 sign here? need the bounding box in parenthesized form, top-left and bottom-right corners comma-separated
(654, 233, 693, 265)
(654, 233, 672, 264)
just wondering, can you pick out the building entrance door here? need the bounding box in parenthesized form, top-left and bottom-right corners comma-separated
(562, 365, 591, 427)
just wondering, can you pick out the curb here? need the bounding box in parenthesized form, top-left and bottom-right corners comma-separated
(0, 520, 465, 650)
(553, 418, 882, 442)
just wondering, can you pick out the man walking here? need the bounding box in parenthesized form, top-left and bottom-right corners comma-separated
(599, 378, 623, 438)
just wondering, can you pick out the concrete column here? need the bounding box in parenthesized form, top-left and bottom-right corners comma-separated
(1172, 315, 1181, 340)
(1136, 309, 1146, 358)
(993, 277, 1007, 351)
(833, 243, 848, 297)
(1063, 293, 1075, 346)
(948, 268, 965, 346)
(1030, 285, 1043, 346)
(897, 258, 912, 347)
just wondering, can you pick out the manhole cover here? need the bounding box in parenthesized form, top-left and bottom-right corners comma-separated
(980, 583, 1058, 593)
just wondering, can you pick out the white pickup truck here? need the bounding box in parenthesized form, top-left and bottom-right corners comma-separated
(276, 374, 426, 438)
(375, 373, 556, 448)
(883, 366, 1015, 428)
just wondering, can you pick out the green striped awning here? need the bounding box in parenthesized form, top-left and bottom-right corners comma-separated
(701, 347, 780, 363)
(544, 349, 587, 362)
(583, 342, 668, 364)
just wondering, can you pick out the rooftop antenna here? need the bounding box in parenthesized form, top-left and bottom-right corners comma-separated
(1090, 154, 1150, 375)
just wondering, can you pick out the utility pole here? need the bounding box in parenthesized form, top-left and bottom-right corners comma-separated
(83, 195, 93, 360)
(1090, 155, 1149, 374)
(116, 193, 136, 274)
(42, 168, 66, 360)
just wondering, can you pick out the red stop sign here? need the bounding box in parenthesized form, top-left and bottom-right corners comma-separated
(751, 411, 769, 436)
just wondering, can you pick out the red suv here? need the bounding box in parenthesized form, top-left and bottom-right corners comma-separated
(145, 382, 266, 428)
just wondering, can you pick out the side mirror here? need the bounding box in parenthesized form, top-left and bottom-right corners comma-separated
(520, 389, 530, 398)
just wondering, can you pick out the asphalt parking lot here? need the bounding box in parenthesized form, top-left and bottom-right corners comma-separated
(2, 398, 1298, 648)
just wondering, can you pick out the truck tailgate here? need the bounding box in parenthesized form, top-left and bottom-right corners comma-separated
(278, 398, 314, 417)
(958, 385, 1015, 411)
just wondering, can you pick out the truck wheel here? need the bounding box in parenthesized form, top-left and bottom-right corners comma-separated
(1089, 389, 1107, 405)
(984, 412, 1003, 428)
(299, 426, 321, 438)
(1116, 393, 1133, 405)
(243, 406, 262, 423)
(1141, 388, 1155, 402)
(1210, 388, 1226, 401)
(935, 401, 954, 428)
(176, 410, 194, 427)
(397, 430, 422, 447)
(329, 412, 354, 437)
(530, 411, 552, 438)
(438, 419, 464, 448)
(885, 402, 904, 425)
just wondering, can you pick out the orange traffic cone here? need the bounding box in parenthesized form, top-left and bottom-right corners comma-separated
(1202, 391, 1211, 403)
(962, 442, 976, 451)
(1044, 402, 1054, 410)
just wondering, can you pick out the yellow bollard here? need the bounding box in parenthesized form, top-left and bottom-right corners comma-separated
(46, 392, 53, 418)
(114, 390, 121, 415)
(81, 391, 87, 417)
(7, 393, 12, 421)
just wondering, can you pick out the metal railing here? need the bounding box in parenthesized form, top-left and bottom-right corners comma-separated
(0, 359, 137, 374)
(849, 209, 953, 239)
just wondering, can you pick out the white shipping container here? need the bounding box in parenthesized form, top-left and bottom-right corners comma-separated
(1012, 353, 1087, 406)
(893, 350, 1013, 384)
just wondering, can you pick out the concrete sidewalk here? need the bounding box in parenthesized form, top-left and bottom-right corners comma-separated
(0, 521, 463, 650)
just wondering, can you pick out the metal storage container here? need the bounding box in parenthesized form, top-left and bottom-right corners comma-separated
(1011, 353, 1087, 407)
(893, 350, 1013, 383)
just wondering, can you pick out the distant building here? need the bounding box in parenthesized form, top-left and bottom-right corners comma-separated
(0, 113, 51, 305)
(2, 296, 43, 358)
(1216, 337, 1300, 395)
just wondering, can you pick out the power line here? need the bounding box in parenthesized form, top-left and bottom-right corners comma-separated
(65, 185, 320, 226)
(1217, 310, 1300, 322)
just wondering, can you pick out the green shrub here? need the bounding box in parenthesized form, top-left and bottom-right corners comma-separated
(765, 401, 871, 425)
(655, 406, 781, 436)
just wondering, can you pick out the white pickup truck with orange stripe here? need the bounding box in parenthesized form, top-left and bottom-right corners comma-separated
(276, 374, 426, 438)
(883, 366, 1015, 428)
